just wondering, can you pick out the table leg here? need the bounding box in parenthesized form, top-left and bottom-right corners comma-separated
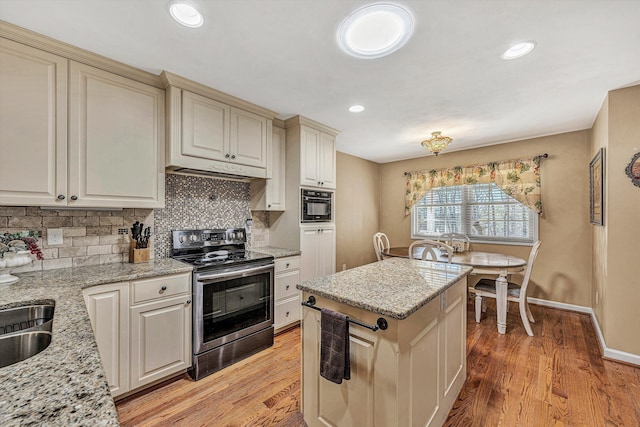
(496, 271, 508, 334)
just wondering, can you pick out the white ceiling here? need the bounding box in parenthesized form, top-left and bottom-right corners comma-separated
(1, 0, 639, 163)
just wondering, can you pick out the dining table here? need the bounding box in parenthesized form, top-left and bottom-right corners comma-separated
(382, 246, 527, 334)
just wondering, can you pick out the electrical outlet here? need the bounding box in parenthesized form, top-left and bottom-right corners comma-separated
(595, 291, 599, 305)
(342, 263, 347, 271)
(47, 228, 63, 245)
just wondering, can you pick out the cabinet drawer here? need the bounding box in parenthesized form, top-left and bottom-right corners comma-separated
(275, 256, 300, 274)
(275, 296, 301, 330)
(132, 273, 191, 305)
(275, 270, 300, 301)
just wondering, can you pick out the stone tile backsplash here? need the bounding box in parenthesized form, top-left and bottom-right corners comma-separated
(0, 206, 153, 272)
(153, 173, 269, 258)
(1, 173, 269, 270)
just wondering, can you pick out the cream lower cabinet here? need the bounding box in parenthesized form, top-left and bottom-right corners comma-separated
(301, 278, 467, 427)
(274, 256, 301, 332)
(83, 282, 130, 398)
(83, 272, 191, 398)
(300, 226, 336, 281)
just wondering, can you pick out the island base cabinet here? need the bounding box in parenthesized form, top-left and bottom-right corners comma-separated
(301, 278, 467, 427)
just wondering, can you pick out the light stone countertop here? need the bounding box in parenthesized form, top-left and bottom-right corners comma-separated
(251, 246, 301, 258)
(296, 257, 472, 320)
(0, 258, 192, 426)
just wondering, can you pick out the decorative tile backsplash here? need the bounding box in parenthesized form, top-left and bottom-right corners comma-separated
(153, 173, 269, 258)
(1, 173, 270, 270)
(0, 206, 153, 272)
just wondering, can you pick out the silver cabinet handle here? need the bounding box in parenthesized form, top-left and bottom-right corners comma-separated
(70, 195, 78, 201)
(57, 194, 65, 200)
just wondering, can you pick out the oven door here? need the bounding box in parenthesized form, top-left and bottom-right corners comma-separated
(193, 262, 274, 355)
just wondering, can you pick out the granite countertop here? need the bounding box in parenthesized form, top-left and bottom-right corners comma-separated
(251, 246, 301, 258)
(296, 257, 472, 320)
(0, 258, 192, 426)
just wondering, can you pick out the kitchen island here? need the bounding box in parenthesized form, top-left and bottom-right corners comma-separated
(0, 259, 192, 426)
(296, 257, 472, 427)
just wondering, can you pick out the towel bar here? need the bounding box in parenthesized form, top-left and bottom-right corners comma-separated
(301, 296, 388, 331)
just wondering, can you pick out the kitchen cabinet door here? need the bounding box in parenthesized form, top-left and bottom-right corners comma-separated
(0, 39, 68, 206)
(300, 227, 336, 281)
(318, 131, 336, 189)
(130, 294, 192, 389)
(230, 107, 268, 168)
(83, 282, 130, 398)
(250, 125, 286, 211)
(69, 62, 165, 208)
(182, 90, 230, 162)
(300, 125, 321, 187)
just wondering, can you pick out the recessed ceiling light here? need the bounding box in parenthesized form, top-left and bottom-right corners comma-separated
(348, 105, 365, 113)
(501, 41, 536, 60)
(168, 1, 204, 28)
(338, 3, 414, 59)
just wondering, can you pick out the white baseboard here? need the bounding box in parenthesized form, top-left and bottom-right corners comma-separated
(528, 297, 640, 366)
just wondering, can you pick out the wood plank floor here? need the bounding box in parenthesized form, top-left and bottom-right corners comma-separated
(116, 301, 640, 426)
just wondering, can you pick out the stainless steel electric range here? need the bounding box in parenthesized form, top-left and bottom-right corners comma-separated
(171, 228, 274, 381)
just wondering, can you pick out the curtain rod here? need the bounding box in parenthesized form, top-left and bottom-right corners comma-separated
(403, 153, 549, 176)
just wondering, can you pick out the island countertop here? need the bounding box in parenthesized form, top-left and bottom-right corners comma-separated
(296, 257, 472, 320)
(0, 258, 192, 426)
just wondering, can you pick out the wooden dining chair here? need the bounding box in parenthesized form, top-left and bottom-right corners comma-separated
(473, 241, 542, 336)
(373, 232, 390, 261)
(408, 240, 454, 263)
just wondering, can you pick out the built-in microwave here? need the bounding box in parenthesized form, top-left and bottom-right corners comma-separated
(301, 189, 333, 223)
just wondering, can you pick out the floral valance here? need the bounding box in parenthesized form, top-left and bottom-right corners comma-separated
(405, 156, 543, 216)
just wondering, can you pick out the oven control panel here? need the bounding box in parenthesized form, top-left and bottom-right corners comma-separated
(172, 228, 246, 250)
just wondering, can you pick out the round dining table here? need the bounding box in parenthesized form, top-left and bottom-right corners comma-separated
(382, 247, 527, 334)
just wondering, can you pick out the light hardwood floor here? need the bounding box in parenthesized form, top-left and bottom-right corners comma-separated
(116, 301, 640, 426)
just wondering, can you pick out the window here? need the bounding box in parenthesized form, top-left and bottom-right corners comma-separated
(411, 183, 538, 244)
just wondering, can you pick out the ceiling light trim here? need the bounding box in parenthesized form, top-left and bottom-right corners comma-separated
(337, 2, 414, 59)
(168, 0, 204, 28)
(501, 41, 537, 60)
(348, 105, 365, 113)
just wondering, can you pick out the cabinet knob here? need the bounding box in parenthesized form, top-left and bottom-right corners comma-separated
(286, 263, 290, 268)
(57, 195, 65, 200)
(185, 299, 191, 306)
(225, 153, 230, 158)
(317, 181, 321, 185)
(160, 285, 167, 293)
(70, 195, 78, 201)
(285, 311, 290, 317)
(321, 182, 324, 185)
(286, 285, 290, 290)
(231, 154, 236, 159)
(268, 204, 271, 208)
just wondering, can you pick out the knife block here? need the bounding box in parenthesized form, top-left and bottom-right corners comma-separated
(129, 238, 150, 263)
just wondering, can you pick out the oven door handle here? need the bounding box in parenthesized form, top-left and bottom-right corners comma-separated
(197, 264, 274, 281)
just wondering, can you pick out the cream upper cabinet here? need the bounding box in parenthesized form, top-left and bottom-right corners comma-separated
(181, 90, 230, 162)
(0, 36, 165, 208)
(0, 39, 68, 206)
(69, 62, 165, 208)
(162, 72, 277, 179)
(250, 124, 286, 211)
(284, 116, 338, 190)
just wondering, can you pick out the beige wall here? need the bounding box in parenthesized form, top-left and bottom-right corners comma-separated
(597, 85, 640, 355)
(335, 152, 380, 270)
(379, 131, 593, 306)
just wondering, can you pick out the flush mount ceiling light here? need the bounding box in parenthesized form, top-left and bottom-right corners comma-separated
(421, 131, 453, 156)
(338, 3, 414, 59)
(501, 41, 536, 60)
(348, 105, 365, 113)
(168, 0, 204, 28)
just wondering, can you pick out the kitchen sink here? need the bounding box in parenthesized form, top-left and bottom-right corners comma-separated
(0, 302, 55, 368)
(0, 331, 52, 368)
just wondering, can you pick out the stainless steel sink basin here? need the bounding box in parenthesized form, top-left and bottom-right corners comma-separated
(0, 331, 52, 368)
(0, 303, 55, 335)
(0, 302, 55, 368)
